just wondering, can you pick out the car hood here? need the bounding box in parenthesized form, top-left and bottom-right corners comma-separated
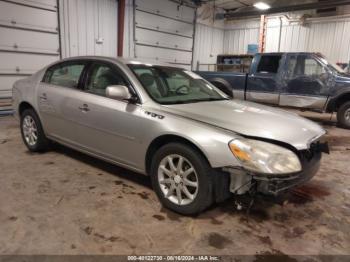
(161, 100, 326, 150)
(335, 74, 350, 83)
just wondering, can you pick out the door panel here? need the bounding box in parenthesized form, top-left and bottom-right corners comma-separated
(280, 54, 330, 110)
(246, 74, 280, 105)
(38, 83, 83, 144)
(279, 94, 327, 108)
(38, 61, 86, 142)
(69, 92, 145, 168)
(246, 55, 282, 105)
(246, 91, 279, 104)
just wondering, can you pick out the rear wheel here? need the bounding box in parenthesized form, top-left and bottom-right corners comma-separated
(337, 101, 350, 129)
(20, 109, 49, 152)
(211, 81, 233, 98)
(150, 143, 214, 215)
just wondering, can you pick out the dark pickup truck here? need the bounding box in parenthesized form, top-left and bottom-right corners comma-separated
(197, 52, 350, 129)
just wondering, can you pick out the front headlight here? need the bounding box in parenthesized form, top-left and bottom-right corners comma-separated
(229, 138, 302, 175)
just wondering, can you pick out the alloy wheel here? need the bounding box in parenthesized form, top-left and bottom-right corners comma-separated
(22, 115, 38, 146)
(345, 108, 350, 122)
(157, 154, 199, 206)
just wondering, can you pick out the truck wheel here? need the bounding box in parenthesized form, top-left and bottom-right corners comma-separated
(20, 109, 50, 152)
(150, 143, 214, 215)
(211, 81, 234, 98)
(337, 101, 350, 129)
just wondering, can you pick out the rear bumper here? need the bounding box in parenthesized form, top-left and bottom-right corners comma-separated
(253, 150, 322, 196)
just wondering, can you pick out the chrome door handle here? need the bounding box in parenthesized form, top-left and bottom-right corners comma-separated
(79, 104, 90, 112)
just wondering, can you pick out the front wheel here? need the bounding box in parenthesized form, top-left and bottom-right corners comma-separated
(20, 109, 50, 152)
(150, 143, 214, 215)
(337, 101, 350, 129)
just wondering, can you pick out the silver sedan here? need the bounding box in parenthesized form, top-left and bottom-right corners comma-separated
(12, 56, 328, 215)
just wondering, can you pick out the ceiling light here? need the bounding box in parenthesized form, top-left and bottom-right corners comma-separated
(253, 2, 271, 10)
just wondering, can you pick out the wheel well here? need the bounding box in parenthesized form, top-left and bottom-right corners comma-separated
(145, 135, 209, 174)
(332, 93, 350, 111)
(209, 78, 233, 98)
(19, 102, 35, 116)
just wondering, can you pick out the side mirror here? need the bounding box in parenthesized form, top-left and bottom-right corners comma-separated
(106, 85, 132, 101)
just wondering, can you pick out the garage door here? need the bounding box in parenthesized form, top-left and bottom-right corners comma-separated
(0, 0, 60, 103)
(134, 0, 195, 70)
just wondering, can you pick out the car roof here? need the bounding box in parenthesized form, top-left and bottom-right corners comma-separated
(56, 56, 179, 68)
(260, 52, 321, 56)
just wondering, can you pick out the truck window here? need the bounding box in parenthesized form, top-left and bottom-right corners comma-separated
(288, 55, 326, 77)
(257, 55, 282, 74)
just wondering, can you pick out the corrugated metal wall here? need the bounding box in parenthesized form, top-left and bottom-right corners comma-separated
(223, 20, 260, 55)
(265, 16, 350, 63)
(192, 23, 224, 70)
(59, 0, 118, 58)
(223, 15, 350, 64)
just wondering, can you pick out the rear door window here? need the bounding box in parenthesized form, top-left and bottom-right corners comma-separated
(44, 63, 85, 88)
(257, 55, 282, 74)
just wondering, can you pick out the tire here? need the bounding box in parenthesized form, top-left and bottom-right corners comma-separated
(211, 81, 234, 98)
(150, 143, 214, 215)
(20, 109, 50, 152)
(337, 101, 350, 129)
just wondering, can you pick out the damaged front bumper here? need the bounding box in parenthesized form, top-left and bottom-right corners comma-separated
(254, 150, 321, 195)
(225, 142, 327, 196)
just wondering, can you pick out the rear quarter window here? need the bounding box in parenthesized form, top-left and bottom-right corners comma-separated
(43, 63, 85, 89)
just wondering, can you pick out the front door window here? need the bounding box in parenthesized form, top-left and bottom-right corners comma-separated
(286, 55, 328, 95)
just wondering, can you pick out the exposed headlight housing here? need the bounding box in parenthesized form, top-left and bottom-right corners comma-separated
(229, 138, 302, 175)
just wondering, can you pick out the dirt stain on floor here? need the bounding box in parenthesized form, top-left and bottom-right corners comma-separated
(288, 183, 330, 204)
(210, 217, 224, 225)
(257, 235, 273, 247)
(138, 192, 150, 200)
(83, 226, 93, 235)
(207, 232, 232, 249)
(94, 233, 120, 243)
(153, 214, 165, 221)
(160, 208, 182, 222)
(8, 216, 18, 222)
(283, 227, 306, 239)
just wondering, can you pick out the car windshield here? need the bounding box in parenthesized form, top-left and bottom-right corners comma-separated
(128, 64, 228, 105)
(317, 54, 346, 74)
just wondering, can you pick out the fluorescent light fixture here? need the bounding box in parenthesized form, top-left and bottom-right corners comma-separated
(253, 2, 271, 10)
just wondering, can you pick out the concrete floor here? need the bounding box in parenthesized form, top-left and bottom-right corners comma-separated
(0, 111, 349, 256)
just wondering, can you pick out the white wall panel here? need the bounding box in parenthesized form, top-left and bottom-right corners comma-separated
(0, 1, 60, 100)
(134, 0, 195, 68)
(265, 16, 350, 63)
(59, 0, 118, 58)
(0, 53, 58, 75)
(135, 45, 192, 70)
(135, 28, 193, 51)
(0, 1, 58, 32)
(123, 0, 135, 58)
(0, 27, 59, 54)
(135, 0, 194, 23)
(222, 16, 350, 64)
(5, 0, 57, 10)
(135, 10, 194, 37)
(0, 76, 25, 98)
(223, 19, 260, 55)
(192, 23, 224, 70)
